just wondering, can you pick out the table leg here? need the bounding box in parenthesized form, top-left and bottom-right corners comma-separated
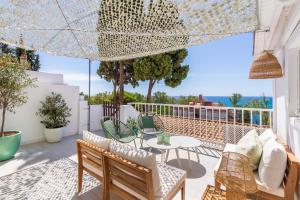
(161, 150, 166, 163)
(165, 149, 170, 163)
(149, 147, 153, 153)
(187, 149, 191, 169)
(194, 147, 200, 163)
(175, 148, 182, 167)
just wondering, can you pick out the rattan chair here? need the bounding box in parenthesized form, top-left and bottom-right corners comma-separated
(101, 117, 137, 148)
(137, 113, 164, 147)
(215, 152, 257, 200)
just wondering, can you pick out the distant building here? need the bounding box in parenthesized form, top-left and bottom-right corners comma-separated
(189, 94, 220, 106)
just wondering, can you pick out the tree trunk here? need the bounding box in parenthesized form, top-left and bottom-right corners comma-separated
(119, 61, 125, 105)
(113, 81, 117, 105)
(146, 80, 156, 103)
(1, 106, 6, 137)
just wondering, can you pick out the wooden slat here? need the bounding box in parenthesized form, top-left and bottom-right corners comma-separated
(82, 151, 102, 162)
(110, 185, 140, 200)
(110, 167, 147, 192)
(82, 156, 102, 169)
(111, 175, 147, 197)
(111, 167, 147, 191)
(108, 159, 146, 179)
(105, 152, 151, 174)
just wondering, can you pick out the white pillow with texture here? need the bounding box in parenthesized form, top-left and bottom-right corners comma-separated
(259, 129, 276, 146)
(109, 141, 162, 198)
(83, 130, 111, 150)
(258, 138, 287, 189)
(237, 129, 263, 170)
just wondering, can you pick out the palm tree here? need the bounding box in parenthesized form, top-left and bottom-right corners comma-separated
(229, 93, 242, 107)
(228, 93, 243, 123)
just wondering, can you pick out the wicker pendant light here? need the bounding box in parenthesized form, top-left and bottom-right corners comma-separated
(249, 51, 283, 79)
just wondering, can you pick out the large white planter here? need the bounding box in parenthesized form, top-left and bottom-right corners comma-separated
(44, 127, 63, 143)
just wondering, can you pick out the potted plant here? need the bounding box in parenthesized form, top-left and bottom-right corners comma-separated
(37, 92, 71, 143)
(126, 117, 139, 135)
(0, 54, 36, 161)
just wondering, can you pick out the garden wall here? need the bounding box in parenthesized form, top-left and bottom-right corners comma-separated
(0, 71, 80, 145)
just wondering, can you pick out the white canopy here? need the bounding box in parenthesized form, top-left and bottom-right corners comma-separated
(0, 0, 257, 61)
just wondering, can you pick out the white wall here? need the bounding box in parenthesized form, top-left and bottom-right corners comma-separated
(90, 105, 103, 131)
(272, 18, 300, 200)
(0, 71, 80, 145)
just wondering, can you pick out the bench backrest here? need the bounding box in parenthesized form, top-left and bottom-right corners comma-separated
(283, 150, 298, 200)
(76, 140, 106, 180)
(103, 151, 154, 200)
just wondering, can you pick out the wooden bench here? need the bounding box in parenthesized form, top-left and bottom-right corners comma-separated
(77, 139, 186, 200)
(76, 140, 107, 198)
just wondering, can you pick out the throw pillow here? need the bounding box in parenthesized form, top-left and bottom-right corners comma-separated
(236, 129, 263, 170)
(258, 138, 287, 189)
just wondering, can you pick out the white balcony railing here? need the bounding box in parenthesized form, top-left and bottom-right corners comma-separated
(129, 102, 273, 149)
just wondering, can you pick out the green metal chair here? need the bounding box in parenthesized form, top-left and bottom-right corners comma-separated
(137, 113, 164, 147)
(101, 117, 137, 148)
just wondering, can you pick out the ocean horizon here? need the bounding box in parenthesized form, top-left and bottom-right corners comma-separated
(173, 96, 273, 108)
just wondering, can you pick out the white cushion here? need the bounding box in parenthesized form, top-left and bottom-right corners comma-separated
(254, 172, 284, 197)
(157, 163, 186, 199)
(236, 129, 263, 170)
(82, 130, 111, 150)
(258, 138, 287, 189)
(259, 129, 276, 146)
(109, 141, 162, 198)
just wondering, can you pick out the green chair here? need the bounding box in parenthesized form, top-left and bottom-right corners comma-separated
(137, 113, 164, 147)
(101, 117, 137, 148)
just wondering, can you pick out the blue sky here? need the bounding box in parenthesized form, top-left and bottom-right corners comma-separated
(39, 32, 272, 97)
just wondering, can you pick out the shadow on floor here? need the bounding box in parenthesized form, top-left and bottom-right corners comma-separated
(166, 158, 206, 179)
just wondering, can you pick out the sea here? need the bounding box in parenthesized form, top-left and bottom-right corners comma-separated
(204, 96, 273, 108)
(175, 96, 273, 108)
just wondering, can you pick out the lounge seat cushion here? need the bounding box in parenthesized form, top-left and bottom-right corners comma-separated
(157, 163, 186, 199)
(236, 129, 263, 170)
(109, 141, 162, 197)
(83, 130, 111, 150)
(258, 138, 287, 189)
(254, 172, 284, 197)
(259, 129, 276, 146)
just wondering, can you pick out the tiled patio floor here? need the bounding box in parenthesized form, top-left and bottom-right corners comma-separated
(0, 131, 220, 200)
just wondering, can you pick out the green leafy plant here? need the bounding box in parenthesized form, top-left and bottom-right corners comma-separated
(126, 117, 138, 129)
(37, 92, 72, 129)
(0, 54, 36, 136)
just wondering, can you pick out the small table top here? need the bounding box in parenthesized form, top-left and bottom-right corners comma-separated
(146, 136, 181, 150)
(172, 135, 202, 148)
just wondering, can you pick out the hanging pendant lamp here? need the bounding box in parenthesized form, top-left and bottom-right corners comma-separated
(249, 51, 283, 79)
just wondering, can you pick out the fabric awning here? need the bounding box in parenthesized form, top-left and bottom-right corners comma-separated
(0, 0, 257, 61)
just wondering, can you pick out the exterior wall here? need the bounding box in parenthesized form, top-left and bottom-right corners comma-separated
(272, 12, 300, 199)
(255, 2, 300, 198)
(0, 71, 80, 145)
(90, 105, 103, 131)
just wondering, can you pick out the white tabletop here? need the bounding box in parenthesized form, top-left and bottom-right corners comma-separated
(172, 135, 202, 148)
(146, 136, 181, 150)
